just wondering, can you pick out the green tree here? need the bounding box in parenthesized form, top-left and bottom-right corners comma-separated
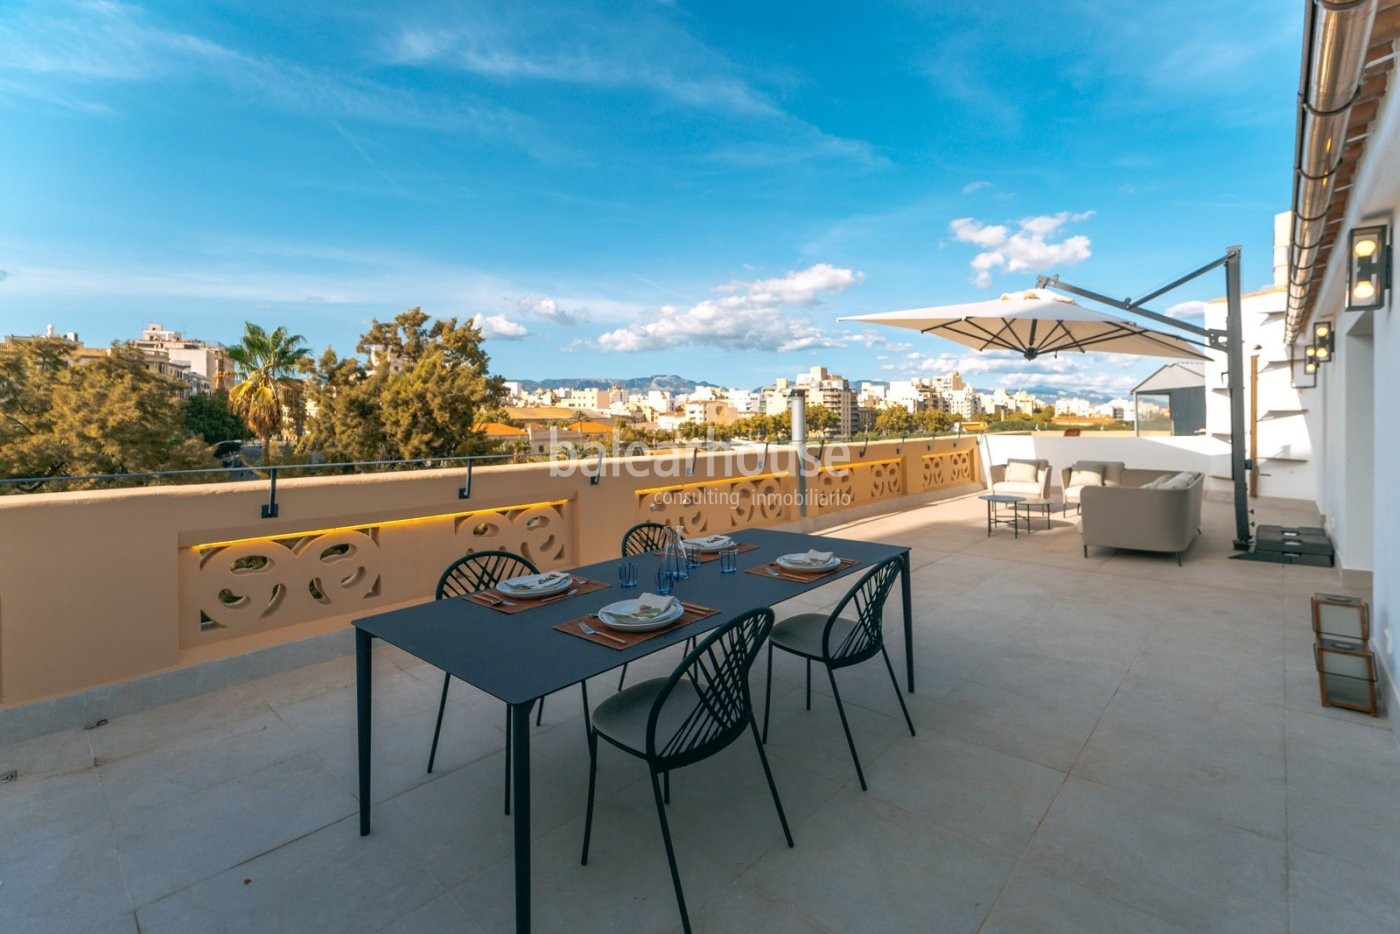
(912, 408, 952, 434)
(874, 405, 916, 436)
(185, 390, 252, 444)
(0, 340, 213, 489)
(302, 308, 504, 462)
(805, 403, 837, 436)
(227, 323, 310, 458)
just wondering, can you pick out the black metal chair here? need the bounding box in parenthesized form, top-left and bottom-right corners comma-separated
(761, 555, 914, 790)
(615, 522, 679, 690)
(581, 607, 792, 934)
(621, 520, 673, 557)
(429, 549, 581, 815)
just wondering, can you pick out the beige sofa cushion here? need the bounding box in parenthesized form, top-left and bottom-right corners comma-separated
(1158, 471, 1200, 490)
(1068, 462, 1106, 488)
(1004, 459, 1041, 483)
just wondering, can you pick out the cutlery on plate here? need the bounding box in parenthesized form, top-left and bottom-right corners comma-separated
(578, 619, 627, 645)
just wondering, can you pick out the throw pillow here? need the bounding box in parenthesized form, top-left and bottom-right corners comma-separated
(1004, 459, 1041, 483)
(1068, 461, 1105, 488)
(1159, 471, 1199, 490)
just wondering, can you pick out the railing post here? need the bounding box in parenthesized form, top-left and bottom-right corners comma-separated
(262, 467, 279, 519)
(458, 459, 474, 499)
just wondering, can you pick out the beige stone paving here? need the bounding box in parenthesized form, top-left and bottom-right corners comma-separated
(0, 491, 1394, 933)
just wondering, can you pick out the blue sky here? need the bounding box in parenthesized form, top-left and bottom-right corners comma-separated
(1, 0, 1300, 396)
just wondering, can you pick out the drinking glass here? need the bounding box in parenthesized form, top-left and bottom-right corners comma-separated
(654, 565, 674, 596)
(617, 560, 638, 588)
(719, 544, 739, 574)
(683, 543, 702, 569)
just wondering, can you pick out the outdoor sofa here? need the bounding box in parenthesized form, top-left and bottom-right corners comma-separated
(1078, 467, 1204, 565)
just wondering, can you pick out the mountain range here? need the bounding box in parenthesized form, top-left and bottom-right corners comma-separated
(507, 374, 718, 393)
(506, 374, 1115, 403)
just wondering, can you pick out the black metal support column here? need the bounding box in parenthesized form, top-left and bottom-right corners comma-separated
(900, 550, 915, 693)
(1225, 247, 1251, 550)
(510, 699, 536, 933)
(356, 628, 373, 835)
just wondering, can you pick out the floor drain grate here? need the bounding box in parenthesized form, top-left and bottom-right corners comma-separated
(0, 770, 17, 784)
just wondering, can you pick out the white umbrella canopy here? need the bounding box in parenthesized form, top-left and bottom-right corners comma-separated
(840, 289, 1208, 361)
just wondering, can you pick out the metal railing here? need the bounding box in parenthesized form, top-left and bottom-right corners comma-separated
(0, 453, 523, 517)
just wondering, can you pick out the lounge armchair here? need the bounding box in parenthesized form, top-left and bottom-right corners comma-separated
(1060, 460, 1127, 512)
(989, 458, 1052, 499)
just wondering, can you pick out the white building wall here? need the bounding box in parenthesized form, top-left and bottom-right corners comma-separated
(1318, 67, 1400, 702)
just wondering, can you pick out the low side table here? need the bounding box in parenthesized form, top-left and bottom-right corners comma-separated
(980, 493, 1025, 538)
(1013, 497, 1059, 533)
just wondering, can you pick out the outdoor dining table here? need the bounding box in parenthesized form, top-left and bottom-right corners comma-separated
(353, 527, 913, 933)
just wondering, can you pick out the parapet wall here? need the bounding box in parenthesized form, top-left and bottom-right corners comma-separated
(0, 438, 978, 709)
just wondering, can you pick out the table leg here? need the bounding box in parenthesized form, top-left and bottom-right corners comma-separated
(510, 699, 537, 933)
(356, 629, 373, 836)
(900, 551, 914, 693)
(985, 498, 992, 536)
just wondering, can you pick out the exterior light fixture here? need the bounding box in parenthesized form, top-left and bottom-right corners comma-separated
(1312, 320, 1334, 363)
(1347, 224, 1391, 310)
(1303, 344, 1319, 375)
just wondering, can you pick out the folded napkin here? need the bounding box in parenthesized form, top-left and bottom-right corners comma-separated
(515, 571, 568, 589)
(803, 550, 833, 563)
(636, 593, 679, 614)
(694, 535, 730, 547)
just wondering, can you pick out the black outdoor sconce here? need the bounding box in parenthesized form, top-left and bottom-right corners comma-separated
(1303, 320, 1334, 376)
(1347, 223, 1391, 311)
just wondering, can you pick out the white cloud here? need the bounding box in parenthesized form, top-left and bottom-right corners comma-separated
(0, 1, 537, 148)
(844, 330, 912, 351)
(962, 180, 991, 194)
(516, 295, 587, 325)
(715, 263, 862, 305)
(1164, 300, 1207, 321)
(950, 211, 1094, 288)
(596, 264, 862, 353)
(471, 313, 528, 340)
(385, 18, 779, 118)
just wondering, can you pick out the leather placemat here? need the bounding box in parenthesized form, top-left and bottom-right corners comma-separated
(743, 557, 860, 584)
(464, 576, 610, 614)
(556, 601, 720, 650)
(693, 541, 761, 564)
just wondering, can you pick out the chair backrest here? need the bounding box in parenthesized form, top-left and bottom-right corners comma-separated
(646, 607, 774, 769)
(621, 521, 672, 557)
(820, 556, 903, 665)
(436, 550, 539, 600)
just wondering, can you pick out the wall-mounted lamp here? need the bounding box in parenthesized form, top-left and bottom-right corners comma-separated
(1302, 320, 1335, 378)
(1347, 224, 1391, 310)
(1313, 320, 1334, 362)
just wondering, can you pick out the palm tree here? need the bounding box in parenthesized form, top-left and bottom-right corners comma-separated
(227, 324, 310, 462)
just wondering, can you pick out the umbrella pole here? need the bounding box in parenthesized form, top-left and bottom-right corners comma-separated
(1224, 248, 1251, 549)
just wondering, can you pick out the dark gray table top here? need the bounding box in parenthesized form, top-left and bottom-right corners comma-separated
(353, 528, 909, 705)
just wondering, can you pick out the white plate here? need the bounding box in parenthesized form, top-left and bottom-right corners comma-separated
(597, 598, 684, 632)
(497, 573, 572, 598)
(683, 535, 734, 552)
(775, 553, 841, 572)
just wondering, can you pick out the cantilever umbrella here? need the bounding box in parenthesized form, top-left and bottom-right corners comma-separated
(840, 289, 1208, 361)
